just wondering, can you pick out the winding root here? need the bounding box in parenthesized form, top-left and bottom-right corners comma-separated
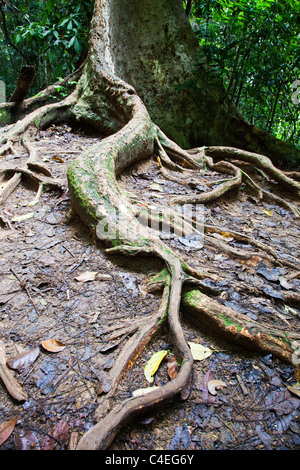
(0, 94, 76, 208)
(1, 60, 299, 450)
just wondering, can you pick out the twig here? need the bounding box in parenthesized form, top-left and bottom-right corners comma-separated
(0, 341, 28, 401)
(10, 267, 40, 316)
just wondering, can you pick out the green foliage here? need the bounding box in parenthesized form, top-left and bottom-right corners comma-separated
(188, 0, 300, 146)
(0, 0, 93, 97)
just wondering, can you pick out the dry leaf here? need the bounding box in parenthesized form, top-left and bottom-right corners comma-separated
(208, 379, 227, 395)
(167, 356, 179, 380)
(6, 347, 40, 372)
(240, 255, 262, 267)
(41, 419, 70, 450)
(75, 271, 98, 282)
(287, 383, 300, 398)
(0, 416, 18, 447)
(188, 342, 213, 361)
(144, 350, 168, 383)
(52, 155, 64, 163)
(150, 182, 164, 192)
(180, 371, 193, 401)
(11, 212, 35, 223)
(14, 428, 40, 450)
(41, 339, 66, 353)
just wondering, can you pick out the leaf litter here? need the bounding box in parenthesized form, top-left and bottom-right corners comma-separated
(0, 124, 300, 450)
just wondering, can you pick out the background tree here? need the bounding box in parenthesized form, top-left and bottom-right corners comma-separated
(0, 0, 93, 97)
(189, 0, 300, 151)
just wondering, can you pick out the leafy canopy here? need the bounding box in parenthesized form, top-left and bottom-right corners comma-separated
(187, 0, 300, 145)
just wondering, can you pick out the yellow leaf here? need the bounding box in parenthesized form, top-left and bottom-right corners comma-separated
(144, 350, 168, 383)
(188, 342, 213, 361)
(52, 155, 64, 163)
(11, 212, 35, 222)
(263, 210, 272, 216)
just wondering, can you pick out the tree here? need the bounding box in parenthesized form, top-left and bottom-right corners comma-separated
(189, 0, 300, 148)
(0, 0, 299, 450)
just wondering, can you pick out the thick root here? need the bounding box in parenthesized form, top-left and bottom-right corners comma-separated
(0, 94, 77, 206)
(3, 54, 297, 450)
(204, 146, 300, 197)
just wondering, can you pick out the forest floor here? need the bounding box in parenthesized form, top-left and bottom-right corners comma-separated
(0, 124, 300, 451)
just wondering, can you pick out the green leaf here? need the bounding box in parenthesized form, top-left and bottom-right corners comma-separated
(67, 36, 76, 49)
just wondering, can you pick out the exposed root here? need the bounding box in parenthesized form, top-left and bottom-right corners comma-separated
(93, 277, 171, 422)
(181, 288, 297, 362)
(2, 54, 299, 451)
(68, 100, 298, 448)
(204, 146, 300, 197)
(152, 140, 299, 216)
(0, 94, 76, 208)
(0, 172, 22, 205)
(132, 201, 299, 270)
(240, 168, 300, 217)
(77, 248, 194, 450)
(0, 91, 76, 147)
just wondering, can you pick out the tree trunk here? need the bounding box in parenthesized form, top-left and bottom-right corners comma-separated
(76, 0, 299, 164)
(0, 0, 299, 451)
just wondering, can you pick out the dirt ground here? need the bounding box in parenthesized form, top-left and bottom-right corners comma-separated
(0, 124, 300, 450)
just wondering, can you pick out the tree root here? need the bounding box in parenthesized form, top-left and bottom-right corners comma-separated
(0, 94, 76, 208)
(204, 146, 300, 197)
(1, 53, 299, 450)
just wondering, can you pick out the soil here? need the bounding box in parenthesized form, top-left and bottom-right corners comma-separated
(0, 124, 300, 451)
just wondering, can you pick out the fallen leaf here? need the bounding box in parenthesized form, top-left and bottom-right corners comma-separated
(132, 385, 159, 397)
(75, 271, 98, 282)
(92, 369, 112, 395)
(207, 379, 227, 395)
(150, 182, 164, 192)
(180, 371, 193, 401)
(41, 419, 70, 450)
(279, 277, 293, 290)
(144, 350, 168, 383)
(6, 347, 40, 372)
(0, 416, 18, 447)
(256, 262, 280, 282)
(188, 342, 213, 361)
(287, 383, 300, 398)
(240, 255, 262, 267)
(177, 233, 204, 250)
(263, 210, 272, 216)
(265, 389, 300, 415)
(11, 212, 35, 222)
(52, 155, 64, 163)
(167, 356, 179, 380)
(14, 428, 40, 450)
(41, 339, 66, 353)
(262, 286, 285, 300)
